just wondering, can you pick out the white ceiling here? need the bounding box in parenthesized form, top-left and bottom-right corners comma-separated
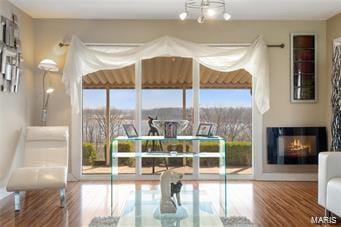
(9, 0, 341, 20)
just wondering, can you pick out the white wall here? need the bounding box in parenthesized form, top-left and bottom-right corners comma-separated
(0, 0, 34, 199)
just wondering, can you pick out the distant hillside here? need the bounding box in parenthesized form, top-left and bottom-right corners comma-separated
(83, 106, 251, 142)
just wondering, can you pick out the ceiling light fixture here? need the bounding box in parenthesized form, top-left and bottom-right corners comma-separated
(179, 0, 231, 23)
(197, 15, 205, 23)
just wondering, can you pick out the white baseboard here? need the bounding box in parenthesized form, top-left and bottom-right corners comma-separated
(0, 187, 12, 200)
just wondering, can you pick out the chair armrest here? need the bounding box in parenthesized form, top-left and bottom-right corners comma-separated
(318, 152, 341, 206)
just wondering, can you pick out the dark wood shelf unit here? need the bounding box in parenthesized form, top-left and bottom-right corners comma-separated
(291, 33, 317, 103)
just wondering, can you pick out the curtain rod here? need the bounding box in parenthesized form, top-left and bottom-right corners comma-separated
(58, 42, 285, 48)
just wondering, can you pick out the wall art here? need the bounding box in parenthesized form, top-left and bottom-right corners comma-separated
(0, 14, 23, 93)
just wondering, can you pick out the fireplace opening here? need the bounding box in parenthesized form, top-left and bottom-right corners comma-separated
(267, 127, 326, 165)
(278, 136, 316, 157)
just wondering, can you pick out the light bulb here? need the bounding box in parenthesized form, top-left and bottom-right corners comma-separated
(46, 87, 55, 94)
(179, 12, 187, 20)
(223, 13, 231, 21)
(197, 15, 205, 23)
(38, 59, 59, 72)
(207, 8, 215, 17)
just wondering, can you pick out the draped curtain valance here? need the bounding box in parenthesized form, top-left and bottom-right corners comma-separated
(63, 35, 270, 114)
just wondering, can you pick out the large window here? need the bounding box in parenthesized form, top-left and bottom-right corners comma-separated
(200, 89, 252, 175)
(82, 88, 136, 175)
(141, 89, 193, 175)
(81, 57, 252, 177)
(110, 89, 136, 174)
(82, 89, 107, 174)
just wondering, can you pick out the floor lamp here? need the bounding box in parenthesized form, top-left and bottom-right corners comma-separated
(38, 59, 59, 126)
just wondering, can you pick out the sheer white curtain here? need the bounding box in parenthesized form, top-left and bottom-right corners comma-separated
(63, 35, 270, 114)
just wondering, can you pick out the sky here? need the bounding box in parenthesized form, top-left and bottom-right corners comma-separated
(83, 89, 252, 109)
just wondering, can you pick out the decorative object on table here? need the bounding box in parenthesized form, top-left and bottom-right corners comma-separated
(290, 33, 317, 103)
(152, 120, 189, 136)
(148, 116, 160, 135)
(152, 120, 189, 167)
(122, 124, 138, 138)
(38, 59, 59, 126)
(331, 41, 341, 151)
(0, 14, 23, 93)
(196, 123, 213, 136)
(160, 170, 183, 214)
(179, 0, 231, 23)
(143, 116, 168, 174)
(164, 121, 178, 138)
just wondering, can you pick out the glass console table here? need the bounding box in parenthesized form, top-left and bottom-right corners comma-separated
(111, 136, 227, 225)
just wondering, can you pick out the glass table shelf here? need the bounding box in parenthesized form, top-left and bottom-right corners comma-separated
(111, 135, 227, 221)
(113, 152, 222, 158)
(114, 135, 225, 141)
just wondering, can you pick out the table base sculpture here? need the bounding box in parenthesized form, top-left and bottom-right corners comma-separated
(160, 170, 183, 214)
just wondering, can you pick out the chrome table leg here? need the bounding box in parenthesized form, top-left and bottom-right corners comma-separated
(60, 188, 66, 208)
(14, 191, 20, 211)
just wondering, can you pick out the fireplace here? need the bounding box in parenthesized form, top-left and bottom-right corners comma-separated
(267, 127, 327, 164)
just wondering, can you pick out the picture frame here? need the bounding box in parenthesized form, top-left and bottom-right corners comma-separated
(209, 123, 217, 136)
(164, 121, 177, 138)
(123, 124, 138, 138)
(196, 123, 213, 137)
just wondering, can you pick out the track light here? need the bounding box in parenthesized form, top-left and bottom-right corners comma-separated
(179, 0, 231, 23)
(223, 12, 231, 21)
(207, 8, 216, 17)
(197, 15, 205, 23)
(179, 12, 187, 20)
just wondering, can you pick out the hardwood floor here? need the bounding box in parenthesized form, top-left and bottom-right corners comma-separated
(0, 181, 338, 227)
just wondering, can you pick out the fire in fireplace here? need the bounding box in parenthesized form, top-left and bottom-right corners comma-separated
(267, 127, 326, 164)
(278, 136, 316, 157)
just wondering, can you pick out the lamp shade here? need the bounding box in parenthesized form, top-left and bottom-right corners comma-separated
(38, 59, 59, 72)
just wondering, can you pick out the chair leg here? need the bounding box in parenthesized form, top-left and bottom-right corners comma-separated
(14, 191, 20, 211)
(59, 188, 66, 208)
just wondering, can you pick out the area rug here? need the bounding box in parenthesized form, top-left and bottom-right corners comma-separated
(89, 216, 255, 227)
(221, 216, 256, 227)
(89, 217, 119, 227)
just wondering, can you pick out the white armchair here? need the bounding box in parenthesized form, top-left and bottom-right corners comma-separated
(6, 126, 69, 211)
(318, 152, 341, 217)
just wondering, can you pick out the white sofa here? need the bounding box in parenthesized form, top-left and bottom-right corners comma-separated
(318, 152, 341, 217)
(6, 126, 69, 211)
